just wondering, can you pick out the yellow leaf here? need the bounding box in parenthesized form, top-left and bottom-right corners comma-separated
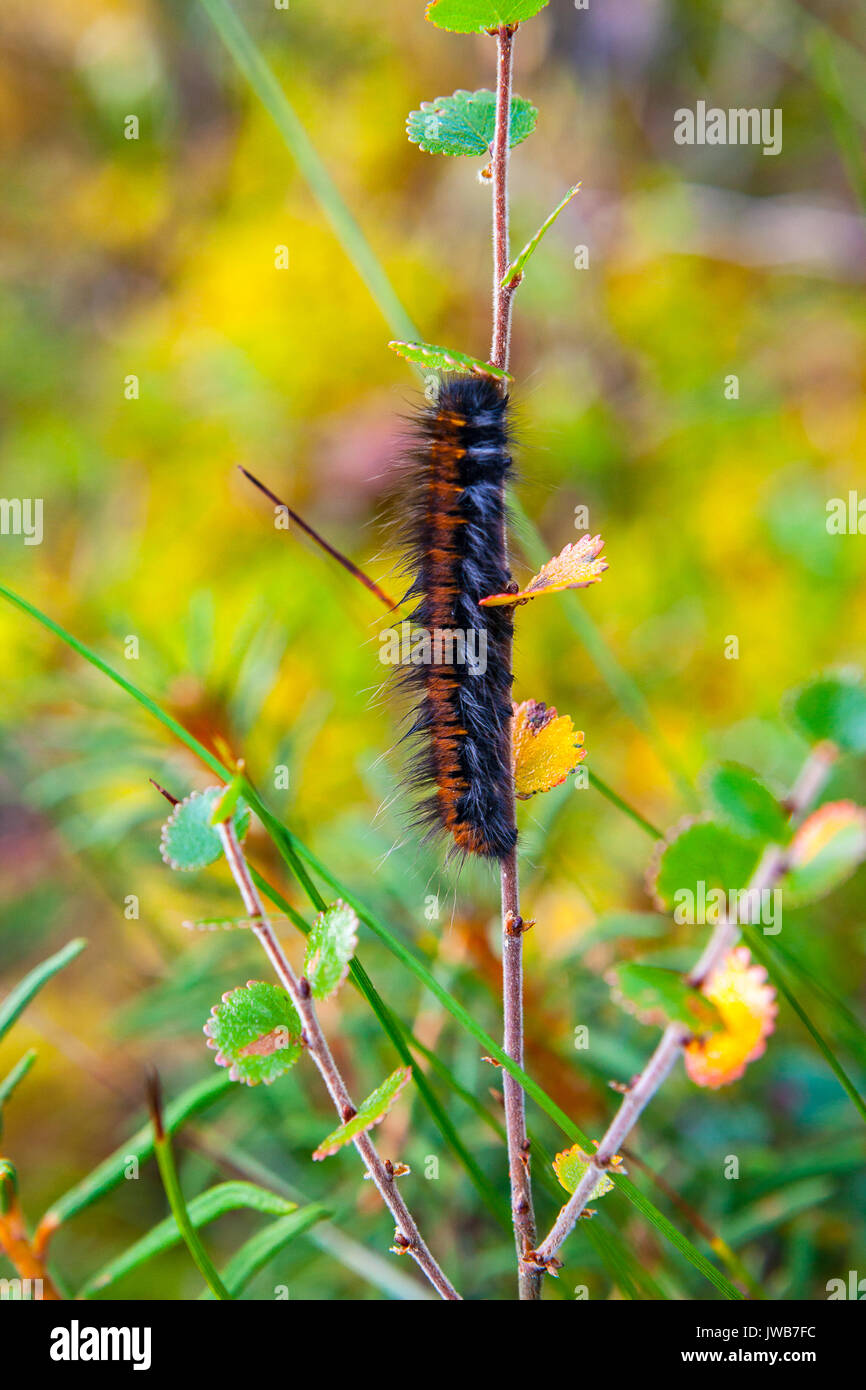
(512, 699, 585, 800)
(553, 1144, 624, 1199)
(684, 948, 777, 1089)
(481, 535, 608, 607)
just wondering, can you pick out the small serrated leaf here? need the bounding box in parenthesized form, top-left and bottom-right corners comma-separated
(553, 1144, 624, 1200)
(160, 788, 251, 872)
(512, 699, 585, 799)
(313, 1067, 412, 1160)
(406, 89, 536, 157)
(704, 763, 788, 843)
(788, 670, 866, 753)
(609, 963, 722, 1033)
(426, 0, 549, 33)
(648, 819, 761, 914)
(388, 340, 511, 380)
(204, 982, 303, 1087)
(501, 183, 581, 286)
(785, 801, 866, 905)
(481, 535, 607, 607)
(304, 901, 359, 1001)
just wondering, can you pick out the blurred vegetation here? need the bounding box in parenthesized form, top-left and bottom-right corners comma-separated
(0, 0, 865, 1300)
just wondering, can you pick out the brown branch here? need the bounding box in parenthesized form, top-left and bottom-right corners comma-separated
(528, 742, 836, 1273)
(239, 466, 399, 611)
(216, 819, 461, 1301)
(488, 22, 541, 1302)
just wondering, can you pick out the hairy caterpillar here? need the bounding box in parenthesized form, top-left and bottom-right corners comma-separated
(396, 374, 517, 860)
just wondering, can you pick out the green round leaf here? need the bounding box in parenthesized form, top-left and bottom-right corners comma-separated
(788, 670, 866, 753)
(609, 963, 721, 1033)
(160, 788, 251, 872)
(406, 89, 537, 157)
(785, 802, 866, 906)
(204, 981, 303, 1087)
(426, 0, 549, 33)
(704, 763, 788, 843)
(304, 901, 359, 1001)
(313, 1067, 412, 1160)
(649, 819, 761, 913)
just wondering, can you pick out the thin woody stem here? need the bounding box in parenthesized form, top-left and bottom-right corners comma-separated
(216, 819, 461, 1301)
(489, 22, 541, 1302)
(239, 466, 399, 611)
(529, 742, 837, 1272)
(490, 25, 517, 370)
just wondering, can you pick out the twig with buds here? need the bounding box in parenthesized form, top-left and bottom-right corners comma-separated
(528, 741, 837, 1274)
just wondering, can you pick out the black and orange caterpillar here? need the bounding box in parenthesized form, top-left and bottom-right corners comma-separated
(396, 375, 517, 860)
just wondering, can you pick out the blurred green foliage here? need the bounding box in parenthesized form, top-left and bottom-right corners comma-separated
(1, 0, 865, 1300)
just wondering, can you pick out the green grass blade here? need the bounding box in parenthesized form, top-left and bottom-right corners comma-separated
(511, 496, 697, 807)
(198, 0, 419, 344)
(589, 771, 664, 840)
(150, 1120, 232, 1300)
(0, 1049, 38, 1137)
(772, 940, 866, 1069)
(200, 1205, 330, 1299)
(0, 939, 87, 1044)
(0, 1049, 38, 1106)
(80, 1181, 296, 1298)
(810, 32, 866, 216)
(34, 1073, 233, 1248)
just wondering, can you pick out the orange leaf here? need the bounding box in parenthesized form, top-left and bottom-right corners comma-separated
(684, 948, 777, 1089)
(512, 699, 585, 799)
(481, 535, 608, 607)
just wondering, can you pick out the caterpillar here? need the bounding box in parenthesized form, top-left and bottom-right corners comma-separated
(396, 374, 517, 861)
